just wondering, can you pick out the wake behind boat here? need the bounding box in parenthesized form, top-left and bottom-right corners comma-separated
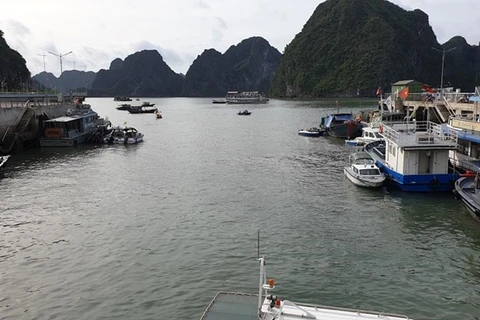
(344, 151, 386, 188)
(200, 257, 411, 320)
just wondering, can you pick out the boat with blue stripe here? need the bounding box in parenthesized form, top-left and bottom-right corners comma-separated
(364, 120, 459, 192)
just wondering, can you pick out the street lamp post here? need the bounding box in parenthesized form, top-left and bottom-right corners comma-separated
(48, 50, 72, 93)
(432, 46, 456, 99)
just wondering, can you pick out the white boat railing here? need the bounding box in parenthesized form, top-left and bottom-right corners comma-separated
(381, 121, 457, 146)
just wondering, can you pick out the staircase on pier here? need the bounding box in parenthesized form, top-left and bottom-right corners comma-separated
(0, 107, 36, 154)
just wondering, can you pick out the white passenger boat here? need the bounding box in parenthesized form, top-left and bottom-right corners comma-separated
(226, 91, 269, 104)
(344, 151, 386, 188)
(200, 257, 412, 320)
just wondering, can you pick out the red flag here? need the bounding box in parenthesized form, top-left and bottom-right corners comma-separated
(398, 87, 409, 100)
(421, 84, 435, 93)
(376, 87, 382, 95)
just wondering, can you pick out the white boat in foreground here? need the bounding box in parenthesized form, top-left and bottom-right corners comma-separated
(200, 257, 412, 320)
(344, 151, 386, 188)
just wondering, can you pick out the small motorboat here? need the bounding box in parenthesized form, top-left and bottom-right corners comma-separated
(212, 99, 227, 104)
(128, 106, 158, 114)
(104, 126, 144, 144)
(238, 110, 251, 115)
(298, 127, 325, 137)
(344, 151, 385, 188)
(345, 125, 383, 146)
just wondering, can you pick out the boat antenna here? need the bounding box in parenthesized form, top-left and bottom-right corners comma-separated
(257, 230, 260, 258)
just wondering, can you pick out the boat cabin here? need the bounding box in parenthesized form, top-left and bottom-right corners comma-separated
(380, 121, 457, 175)
(43, 113, 98, 139)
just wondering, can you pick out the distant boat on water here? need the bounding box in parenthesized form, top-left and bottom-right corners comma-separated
(113, 96, 132, 101)
(225, 91, 269, 104)
(212, 99, 227, 104)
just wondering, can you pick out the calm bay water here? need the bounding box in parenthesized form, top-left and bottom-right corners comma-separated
(1, 97, 480, 320)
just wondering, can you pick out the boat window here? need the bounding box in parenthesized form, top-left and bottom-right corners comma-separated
(374, 132, 383, 138)
(360, 168, 381, 175)
(353, 167, 358, 174)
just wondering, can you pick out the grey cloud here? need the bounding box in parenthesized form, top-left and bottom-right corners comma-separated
(194, 0, 210, 9)
(7, 19, 31, 37)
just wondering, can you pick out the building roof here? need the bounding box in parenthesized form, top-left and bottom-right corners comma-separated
(392, 80, 419, 85)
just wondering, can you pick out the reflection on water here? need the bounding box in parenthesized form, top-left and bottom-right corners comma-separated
(1, 98, 480, 320)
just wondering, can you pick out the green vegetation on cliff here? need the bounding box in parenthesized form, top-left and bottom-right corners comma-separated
(270, 0, 445, 97)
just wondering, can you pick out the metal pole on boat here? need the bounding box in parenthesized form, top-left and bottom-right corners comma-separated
(432, 46, 456, 100)
(258, 257, 265, 315)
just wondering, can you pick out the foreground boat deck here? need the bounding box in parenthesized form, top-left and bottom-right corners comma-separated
(200, 292, 258, 320)
(200, 292, 411, 320)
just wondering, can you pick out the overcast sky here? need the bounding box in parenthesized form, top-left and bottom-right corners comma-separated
(1, 0, 479, 77)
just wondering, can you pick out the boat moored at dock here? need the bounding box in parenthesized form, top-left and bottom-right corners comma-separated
(364, 120, 459, 192)
(320, 112, 363, 139)
(345, 125, 383, 146)
(39, 104, 108, 147)
(298, 127, 325, 137)
(344, 151, 386, 188)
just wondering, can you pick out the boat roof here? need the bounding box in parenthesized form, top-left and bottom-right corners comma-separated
(363, 126, 380, 133)
(45, 116, 81, 123)
(350, 151, 373, 161)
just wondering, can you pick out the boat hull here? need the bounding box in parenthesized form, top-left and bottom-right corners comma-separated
(105, 137, 143, 144)
(298, 130, 325, 137)
(344, 167, 385, 188)
(39, 134, 88, 147)
(228, 100, 268, 104)
(454, 177, 480, 221)
(375, 161, 457, 192)
(327, 122, 363, 139)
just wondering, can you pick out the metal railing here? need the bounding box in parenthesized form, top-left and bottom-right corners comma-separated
(382, 121, 457, 146)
